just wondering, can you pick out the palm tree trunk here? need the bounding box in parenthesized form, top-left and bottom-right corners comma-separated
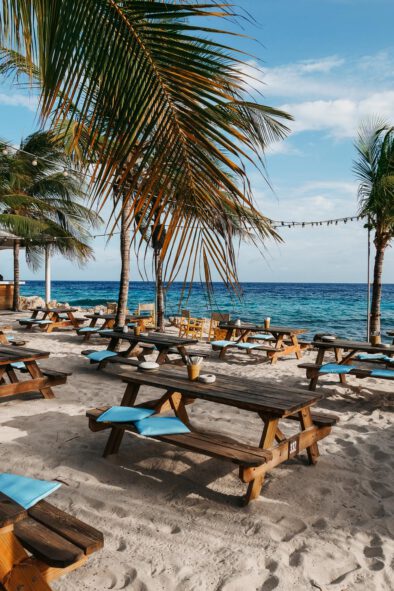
(115, 194, 132, 327)
(13, 239, 20, 311)
(155, 249, 165, 332)
(370, 236, 386, 340)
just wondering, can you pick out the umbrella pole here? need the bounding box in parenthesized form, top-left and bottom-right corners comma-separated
(45, 244, 51, 305)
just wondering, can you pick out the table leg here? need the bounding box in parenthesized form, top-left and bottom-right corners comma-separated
(219, 329, 233, 360)
(104, 384, 141, 457)
(334, 347, 347, 385)
(309, 348, 326, 391)
(168, 391, 191, 427)
(298, 407, 319, 464)
(24, 361, 55, 399)
(244, 417, 279, 504)
(291, 334, 303, 360)
(83, 318, 98, 342)
(156, 347, 170, 365)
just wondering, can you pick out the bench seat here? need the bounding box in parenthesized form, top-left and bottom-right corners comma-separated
(299, 362, 394, 380)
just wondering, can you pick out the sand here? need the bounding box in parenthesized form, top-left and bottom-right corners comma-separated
(0, 312, 393, 591)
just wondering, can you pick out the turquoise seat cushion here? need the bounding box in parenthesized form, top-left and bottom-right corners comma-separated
(127, 323, 137, 328)
(79, 327, 98, 333)
(98, 329, 113, 334)
(34, 319, 52, 324)
(134, 416, 190, 436)
(370, 369, 394, 378)
(58, 314, 68, 319)
(0, 473, 61, 510)
(250, 334, 271, 340)
(210, 340, 234, 348)
(86, 350, 118, 362)
(235, 342, 260, 350)
(10, 362, 25, 370)
(7, 335, 14, 341)
(356, 353, 388, 361)
(97, 406, 154, 423)
(319, 363, 354, 375)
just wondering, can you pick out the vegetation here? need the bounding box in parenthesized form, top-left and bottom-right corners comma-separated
(354, 119, 394, 340)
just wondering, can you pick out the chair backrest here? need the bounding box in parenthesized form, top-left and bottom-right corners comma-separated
(137, 303, 156, 324)
(106, 301, 118, 313)
(208, 312, 230, 341)
(181, 309, 190, 319)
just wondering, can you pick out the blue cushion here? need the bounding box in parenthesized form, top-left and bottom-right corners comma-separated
(211, 340, 234, 348)
(370, 369, 394, 378)
(235, 342, 260, 350)
(0, 473, 61, 510)
(134, 417, 190, 436)
(79, 327, 98, 333)
(34, 320, 52, 325)
(7, 335, 14, 341)
(86, 350, 118, 362)
(356, 353, 388, 361)
(140, 311, 152, 317)
(319, 363, 354, 375)
(58, 314, 68, 319)
(250, 334, 272, 340)
(127, 323, 137, 328)
(11, 362, 25, 370)
(97, 406, 154, 423)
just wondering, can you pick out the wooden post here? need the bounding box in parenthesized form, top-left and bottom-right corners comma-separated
(45, 244, 51, 305)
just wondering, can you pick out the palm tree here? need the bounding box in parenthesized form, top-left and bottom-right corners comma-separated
(354, 119, 394, 341)
(0, 1, 292, 311)
(0, 131, 101, 310)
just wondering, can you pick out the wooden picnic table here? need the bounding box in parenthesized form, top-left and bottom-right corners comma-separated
(218, 322, 308, 363)
(0, 345, 69, 400)
(99, 331, 198, 366)
(306, 338, 394, 390)
(78, 313, 152, 341)
(19, 307, 83, 333)
(388, 330, 394, 344)
(0, 490, 103, 590)
(87, 367, 337, 504)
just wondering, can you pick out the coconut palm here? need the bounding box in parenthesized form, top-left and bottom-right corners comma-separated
(0, 131, 101, 309)
(354, 119, 394, 340)
(0, 1, 292, 321)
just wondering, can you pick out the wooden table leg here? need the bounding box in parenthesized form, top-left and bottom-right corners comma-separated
(291, 334, 303, 359)
(103, 384, 141, 457)
(168, 391, 191, 427)
(244, 416, 279, 505)
(24, 361, 55, 399)
(334, 347, 347, 385)
(309, 348, 326, 391)
(219, 329, 233, 360)
(156, 347, 170, 365)
(298, 407, 319, 464)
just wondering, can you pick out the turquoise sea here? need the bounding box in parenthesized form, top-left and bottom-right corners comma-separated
(20, 281, 394, 342)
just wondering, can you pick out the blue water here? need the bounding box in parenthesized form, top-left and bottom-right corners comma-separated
(20, 281, 394, 342)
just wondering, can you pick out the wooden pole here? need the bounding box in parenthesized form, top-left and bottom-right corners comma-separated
(367, 216, 371, 341)
(45, 244, 51, 305)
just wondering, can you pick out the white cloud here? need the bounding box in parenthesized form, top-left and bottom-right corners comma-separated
(0, 91, 38, 112)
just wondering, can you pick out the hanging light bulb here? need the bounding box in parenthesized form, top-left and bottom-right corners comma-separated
(2, 148, 8, 155)
(32, 159, 38, 166)
(63, 169, 69, 177)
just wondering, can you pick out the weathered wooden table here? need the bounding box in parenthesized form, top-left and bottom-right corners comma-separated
(0, 491, 103, 590)
(304, 339, 394, 390)
(99, 331, 198, 366)
(217, 322, 308, 363)
(87, 367, 337, 504)
(0, 345, 69, 400)
(19, 307, 83, 333)
(78, 313, 151, 341)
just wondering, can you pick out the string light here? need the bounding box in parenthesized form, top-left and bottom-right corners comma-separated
(32, 159, 38, 166)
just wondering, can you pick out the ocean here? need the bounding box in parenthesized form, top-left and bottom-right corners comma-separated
(20, 281, 394, 342)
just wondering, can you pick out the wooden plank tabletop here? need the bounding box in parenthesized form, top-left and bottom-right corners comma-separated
(219, 323, 307, 335)
(120, 367, 322, 416)
(29, 307, 78, 313)
(101, 331, 198, 346)
(0, 345, 50, 364)
(313, 339, 394, 354)
(84, 313, 149, 321)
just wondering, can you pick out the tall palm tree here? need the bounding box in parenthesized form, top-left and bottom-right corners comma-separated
(0, 1, 292, 311)
(354, 119, 394, 340)
(0, 131, 101, 310)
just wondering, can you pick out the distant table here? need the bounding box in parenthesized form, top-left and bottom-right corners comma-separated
(100, 331, 198, 365)
(218, 322, 308, 363)
(78, 313, 152, 341)
(388, 331, 394, 345)
(87, 366, 337, 504)
(308, 338, 394, 390)
(19, 307, 83, 333)
(0, 345, 69, 400)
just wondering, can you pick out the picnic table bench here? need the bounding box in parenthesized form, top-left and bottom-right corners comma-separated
(300, 338, 394, 390)
(213, 322, 308, 364)
(19, 307, 83, 333)
(89, 331, 198, 368)
(0, 345, 70, 400)
(77, 313, 153, 341)
(388, 330, 394, 345)
(87, 367, 337, 505)
(0, 492, 103, 590)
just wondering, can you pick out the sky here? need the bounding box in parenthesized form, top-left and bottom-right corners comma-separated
(0, 0, 394, 283)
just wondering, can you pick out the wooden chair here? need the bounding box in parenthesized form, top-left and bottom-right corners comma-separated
(178, 310, 205, 340)
(208, 312, 230, 342)
(0, 494, 103, 590)
(135, 303, 156, 329)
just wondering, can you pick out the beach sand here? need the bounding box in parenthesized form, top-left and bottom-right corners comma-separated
(0, 313, 393, 590)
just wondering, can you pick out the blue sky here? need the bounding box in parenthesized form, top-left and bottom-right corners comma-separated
(1, 0, 394, 283)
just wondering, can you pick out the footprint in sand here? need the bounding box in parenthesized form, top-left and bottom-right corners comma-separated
(364, 534, 386, 572)
(260, 575, 280, 590)
(289, 544, 307, 567)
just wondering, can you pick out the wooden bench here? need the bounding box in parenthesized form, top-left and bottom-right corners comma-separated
(299, 362, 394, 391)
(0, 495, 103, 589)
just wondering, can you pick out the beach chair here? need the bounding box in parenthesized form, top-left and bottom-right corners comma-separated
(208, 312, 230, 342)
(135, 303, 156, 329)
(178, 310, 205, 340)
(0, 474, 103, 590)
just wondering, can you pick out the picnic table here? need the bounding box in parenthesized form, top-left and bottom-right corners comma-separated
(388, 330, 394, 344)
(87, 367, 337, 505)
(19, 307, 83, 333)
(98, 331, 198, 366)
(0, 345, 70, 400)
(0, 489, 103, 590)
(217, 322, 308, 363)
(78, 313, 152, 341)
(301, 338, 394, 390)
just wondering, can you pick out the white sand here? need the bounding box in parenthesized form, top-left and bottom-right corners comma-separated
(0, 313, 393, 591)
